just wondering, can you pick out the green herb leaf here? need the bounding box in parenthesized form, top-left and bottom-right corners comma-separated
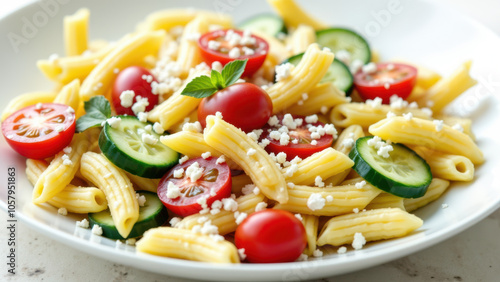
(76, 96, 112, 132)
(181, 75, 218, 98)
(210, 69, 225, 89)
(222, 59, 248, 87)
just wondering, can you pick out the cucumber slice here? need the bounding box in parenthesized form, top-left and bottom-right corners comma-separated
(88, 191, 168, 239)
(349, 137, 432, 198)
(238, 14, 287, 37)
(99, 115, 179, 178)
(284, 53, 353, 95)
(316, 28, 371, 65)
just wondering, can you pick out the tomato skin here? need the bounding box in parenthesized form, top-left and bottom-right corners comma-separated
(198, 83, 273, 132)
(235, 209, 307, 263)
(157, 157, 232, 217)
(1, 103, 76, 159)
(261, 115, 334, 161)
(111, 66, 159, 115)
(354, 62, 418, 103)
(198, 29, 269, 77)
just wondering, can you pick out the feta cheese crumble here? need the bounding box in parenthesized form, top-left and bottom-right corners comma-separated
(307, 193, 326, 211)
(352, 232, 366, 250)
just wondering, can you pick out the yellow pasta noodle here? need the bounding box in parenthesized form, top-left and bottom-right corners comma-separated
(301, 214, 319, 256)
(125, 172, 160, 193)
(368, 116, 484, 164)
(404, 178, 450, 212)
(160, 131, 219, 159)
(32, 133, 90, 204)
(436, 114, 475, 140)
(136, 227, 239, 263)
(231, 174, 253, 195)
(53, 79, 81, 113)
(64, 8, 90, 56)
(267, 0, 328, 30)
(274, 184, 381, 216)
(317, 208, 423, 247)
(204, 115, 288, 203)
(288, 24, 316, 55)
(286, 83, 348, 116)
(80, 152, 139, 238)
(365, 192, 405, 211)
(412, 147, 474, 181)
(137, 9, 232, 32)
(267, 43, 334, 113)
(1, 91, 57, 121)
(80, 30, 166, 101)
(176, 16, 209, 77)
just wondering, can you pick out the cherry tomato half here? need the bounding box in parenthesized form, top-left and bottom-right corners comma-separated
(260, 115, 334, 160)
(111, 66, 159, 115)
(198, 29, 269, 77)
(353, 62, 418, 103)
(198, 82, 273, 132)
(235, 209, 307, 263)
(1, 103, 76, 159)
(157, 157, 232, 217)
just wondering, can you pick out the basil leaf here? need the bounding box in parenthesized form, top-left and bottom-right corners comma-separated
(222, 59, 248, 87)
(181, 75, 218, 98)
(75, 96, 112, 133)
(210, 69, 225, 89)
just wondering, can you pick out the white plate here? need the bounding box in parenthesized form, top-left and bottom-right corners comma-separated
(1, 0, 500, 281)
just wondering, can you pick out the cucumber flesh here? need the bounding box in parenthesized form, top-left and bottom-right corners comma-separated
(284, 53, 353, 95)
(88, 191, 168, 239)
(316, 28, 371, 65)
(349, 136, 432, 198)
(99, 115, 179, 178)
(238, 14, 287, 37)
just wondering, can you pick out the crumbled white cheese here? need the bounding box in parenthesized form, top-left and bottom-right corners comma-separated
(106, 116, 121, 129)
(241, 184, 256, 195)
(141, 133, 158, 145)
(125, 238, 136, 246)
(185, 162, 204, 182)
(255, 202, 268, 212)
(268, 115, 280, 127)
(234, 212, 247, 225)
(297, 254, 309, 261)
(211, 61, 223, 72)
(63, 146, 72, 154)
(326, 195, 333, 202)
(136, 194, 146, 207)
(153, 122, 164, 134)
(208, 40, 221, 50)
(169, 217, 181, 227)
(433, 120, 444, 132)
(335, 50, 351, 65)
(222, 198, 239, 212)
(76, 218, 89, 229)
(280, 132, 290, 146)
(247, 148, 257, 156)
(287, 182, 295, 189)
(305, 114, 318, 124)
(353, 208, 359, 214)
(275, 63, 294, 82)
(238, 248, 247, 261)
(62, 154, 73, 166)
(312, 249, 324, 257)
(216, 155, 226, 164)
(452, 123, 464, 132)
(307, 193, 325, 211)
(386, 111, 396, 118)
(355, 181, 366, 189)
(342, 138, 355, 148)
(294, 213, 303, 221)
(91, 224, 103, 236)
(131, 96, 150, 115)
(337, 246, 347, 254)
(421, 107, 433, 117)
(403, 112, 413, 121)
(166, 182, 181, 199)
(137, 112, 148, 123)
(352, 232, 366, 250)
(315, 176, 325, 188)
(228, 47, 241, 59)
(182, 121, 202, 133)
(179, 155, 189, 164)
(284, 164, 299, 177)
(377, 143, 393, 158)
(201, 151, 212, 159)
(350, 59, 364, 74)
(362, 62, 377, 74)
(57, 208, 68, 216)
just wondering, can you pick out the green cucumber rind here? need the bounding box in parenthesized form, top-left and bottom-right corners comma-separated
(238, 13, 287, 37)
(316, 27, 372, 64)
(99, 115, 179, 178)
(88, 191, 169, 239)
(348, 137, 432, 198)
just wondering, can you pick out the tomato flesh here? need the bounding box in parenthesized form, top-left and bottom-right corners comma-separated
(111, 66, 159, 115)
(198, 82, 272, 132)
(157, 157, 232, 217)
(261, 115, 334, 160)
(354, 62, 418, 103)
(198, 29, 269, 77)
(1, 103, 76, 159)
(235, 209, 307, 263)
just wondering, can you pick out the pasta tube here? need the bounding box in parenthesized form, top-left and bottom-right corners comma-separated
(365, 192, 405, 211)
(204, 115, 288, 203)
(368, 116, 484, 164)
(136, 227, 239, 263)
(176, 16, 209, 77)
(80, 152, 139, 238)
(404, 178, 450, 212)
(288, 24, 316, 55)
(267, 43, 334, 113)
(137, 9, 232, 32)
(160, 131, 219, 159)
(64, 8, 90, 56)
(412, 147, 474, 181)
(125, 172, 160, 193)
(80, 30, 166, 101)
(53, 79, 81, 113)
(273, 184, 381, 216)
(32, 133, 90, 203)
(317, 208, 423, 247)
(301, 214, 319, 256)
(286, 83, 348, 116)
(267, 0, 328, 30)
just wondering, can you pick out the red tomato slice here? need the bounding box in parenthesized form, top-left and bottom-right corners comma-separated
(157, 157, 232, 217)
(1, 103, 76, 159)
(198, 29, 269, 77)
(198, 82, 273, 132)
(111, 66, 159, 116)
(354, 62, 418, 103)
(235, 209, 307, 263)
(260, 115, 334, 161)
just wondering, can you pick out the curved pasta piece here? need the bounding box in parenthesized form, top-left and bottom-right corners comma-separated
(413, 147, 474, 181)
(80, 152, 139, 238)
(285, 148, 354, 186)
(267, 0, 328, 30)
(176, 16, 209, 77)
(368, 116, 484, 164)
(137, 9, 232, 32)
(204, 115, 288, 203)
(1, 91, 57, 121)
(53, 79, 81, 113)
(301, 214, 319, 256)
(160, 131, 219, 159)
(136, 227, 239, 263)
(267, 43, 334, 113)
(32, 133, 90, 204)
(125, 172, 160, 193)
(330, 102, 432, 128)
(64, 8, 90, 56)
(435, 114, 475, 140)
(178, 193, 266, 235)
(317, 208, 423, 247)
(364, 192, 405, 211)
(404, 178, 450, 212)
(273, 184, 381, 216)
(288, 24, 316, 55)
(286, 83, 348, 116)
(80, 30, 166, 101)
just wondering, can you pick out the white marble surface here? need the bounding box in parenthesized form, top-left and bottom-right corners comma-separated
(1, 0, 500, 281)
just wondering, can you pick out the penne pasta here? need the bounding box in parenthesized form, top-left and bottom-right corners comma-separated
(286, 83, 348, 116)
(176, 16, 209, 77)
(137, 9, 233, 32)
(267, 0, 328, 30)
(404, 178, 450, 212)
(301, 214, 319, 256)
(64, 8, 90, 56)
(288, 24, 316, 55)
(412, 147, 474, 181)
(364, 193, 405, 211)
